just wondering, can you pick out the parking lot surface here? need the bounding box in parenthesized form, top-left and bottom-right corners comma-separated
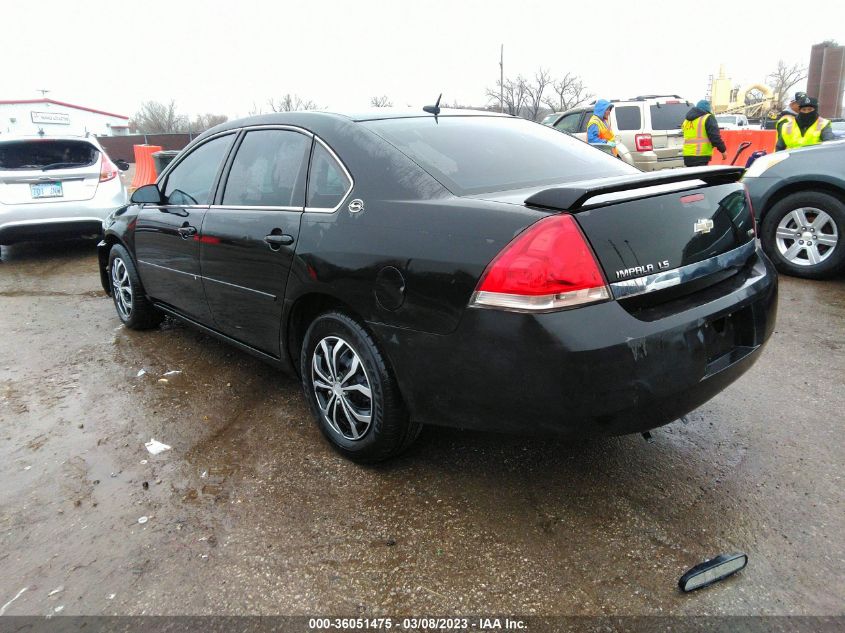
(0, 240, 843, 616)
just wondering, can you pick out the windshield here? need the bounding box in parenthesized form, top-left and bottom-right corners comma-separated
(540, 113, 558, 126)
(649, 103, 691, 130)
(0, 140, 99, 171)
(717, 116, 737, 125)
(832, 121, 845, 131)
(362, 116, 637, 195)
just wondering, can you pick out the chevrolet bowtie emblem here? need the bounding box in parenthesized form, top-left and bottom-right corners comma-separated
(694, 218, 714, 234)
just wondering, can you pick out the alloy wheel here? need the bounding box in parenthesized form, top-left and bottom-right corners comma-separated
(111, 257, 133, 319)
(775, 207, 839, 267)
(311, 336, 373, 441)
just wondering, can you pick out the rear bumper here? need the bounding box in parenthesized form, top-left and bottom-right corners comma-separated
(0, 183, 126, 245)
(371, 248, 777, 437)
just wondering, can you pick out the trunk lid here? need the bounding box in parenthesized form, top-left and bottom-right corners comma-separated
(0, 139, 102, 204)
(473, 167, 755, 300)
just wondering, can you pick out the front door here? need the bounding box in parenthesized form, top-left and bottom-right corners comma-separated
(200, 128, 313, 355)
(134, 134, 234, 324)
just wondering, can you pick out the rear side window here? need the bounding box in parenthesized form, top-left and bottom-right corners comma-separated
(363, 116, 636, 196)
(163, 134, 233, 206)
(0, 140, 98, 170)
(223, 130, 311, 207)
(649, 103, 690, 130)
(306, 142, 351, 209)
(614, 106, 642, 131)
(554, 112, 583, 133)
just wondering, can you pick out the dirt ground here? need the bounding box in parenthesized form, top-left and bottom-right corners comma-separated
(0, 239, 843, 617)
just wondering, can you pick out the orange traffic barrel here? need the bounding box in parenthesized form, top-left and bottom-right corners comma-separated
(129, 144, 163, 190)
(709, 130, 776, 166)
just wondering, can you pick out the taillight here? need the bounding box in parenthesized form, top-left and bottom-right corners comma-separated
(99, 154, 118, 182)
(634, 133, 653, 152)
(470, 214, 610, 312)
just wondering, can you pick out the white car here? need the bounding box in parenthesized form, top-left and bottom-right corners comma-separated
(0, 134, 128, 246)
(715, 114, 750, 130)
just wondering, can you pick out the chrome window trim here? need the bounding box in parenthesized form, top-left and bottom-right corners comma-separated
(610, 240, 756, 300)
(208, 205, 302, 212)
(156, 129, 237, 185)
(304, 136, 354, 214)
(211, 125, 316, 212)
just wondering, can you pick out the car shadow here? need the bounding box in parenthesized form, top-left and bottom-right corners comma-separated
(0, 237, 100, 265)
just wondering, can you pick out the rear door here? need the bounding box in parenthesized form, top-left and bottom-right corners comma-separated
(200, 127, 313, 354)
(134, 133, 235, 324)
(647, 100, 691, 166)
(0, 139, 102, 205)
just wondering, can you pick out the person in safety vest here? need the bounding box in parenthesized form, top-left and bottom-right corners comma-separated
(682, 100, 727, 167)
(776, 91, 807, 136)
(586, 100, 618, 157)
(776, 96, 834, 151)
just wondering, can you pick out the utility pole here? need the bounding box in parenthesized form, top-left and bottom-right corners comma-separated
(499, 45, 504, 113)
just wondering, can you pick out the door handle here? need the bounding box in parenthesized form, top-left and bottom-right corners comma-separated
(177, 225, 197, 239)
(264, 233, 294, 247)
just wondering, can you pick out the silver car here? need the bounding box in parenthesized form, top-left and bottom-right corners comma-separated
(0, 134, 128, 245)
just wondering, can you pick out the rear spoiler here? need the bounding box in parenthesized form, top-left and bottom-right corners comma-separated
(524, 166, 746, 212)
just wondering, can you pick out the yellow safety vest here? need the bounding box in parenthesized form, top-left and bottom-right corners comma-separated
(683, 114, 714, 157)
(781, 116, 830, 149)
(587, 114, 618, 157)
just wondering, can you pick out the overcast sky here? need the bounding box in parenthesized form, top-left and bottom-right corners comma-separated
(3, 0, 842, 119)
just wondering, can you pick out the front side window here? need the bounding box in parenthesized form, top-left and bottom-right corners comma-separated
(222, 130, 311, 207)
(306, 142, 351, 209)
(163, 134, 233, 206)
(554, 113, 583, 134)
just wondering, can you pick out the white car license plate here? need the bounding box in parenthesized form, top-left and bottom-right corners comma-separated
(31, 182, 63, 198)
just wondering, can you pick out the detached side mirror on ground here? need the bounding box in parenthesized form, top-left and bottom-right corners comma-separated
(679, 553, 748, 592)
(114, 159, 130, 171)
(130, 184, 162, 205)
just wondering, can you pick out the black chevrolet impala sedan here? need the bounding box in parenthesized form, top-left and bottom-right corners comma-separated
(98, 109, 777, 461)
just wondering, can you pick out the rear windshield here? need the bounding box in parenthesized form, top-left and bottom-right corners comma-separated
(0, 140, 99, 171)
(362, 116, 636, 195)
(648, 103, 690, 130)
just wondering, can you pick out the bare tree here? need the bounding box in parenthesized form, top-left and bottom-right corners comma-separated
(524, 68, 554, 122)
(767, 60, 807, 111)
(191, 113, 228, 132)
(267, 94, 319, 112)
(487, 68, 592, 121)
(370, 95, 393, 108)
(486, 75, 530, 118)
(130, 100, 188, 133)
(543, 72, 593, 113)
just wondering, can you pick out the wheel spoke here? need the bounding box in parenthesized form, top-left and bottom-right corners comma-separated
(776, 226, 797, 240)
(313, 356, 332, 384)
(319, 339, 335, 380)
(341, 396, 371, 424)
(816, 233, 838, 247)
(806, 244, 822, 265)
(782, 242, 803, 261)
(313, 379, 333, 392)
(790, 208, 809, 228)
(339, 354, 359, 386)
(811, 212, 832, 230)
(342, 383, 371, 399)
(331, 339, 347, 381)
(338, 397, 360, 439)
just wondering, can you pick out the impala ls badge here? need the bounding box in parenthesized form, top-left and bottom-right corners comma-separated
(694, 218, 714, 234)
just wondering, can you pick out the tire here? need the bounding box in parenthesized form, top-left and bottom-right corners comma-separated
(300, 311, 421, 462)
(761, 191, 845, 279)
(108, 244, 163, 330)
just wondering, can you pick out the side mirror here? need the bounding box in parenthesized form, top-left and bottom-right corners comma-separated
(114, 159, 130, 171)
(131, 183, 163, 205)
